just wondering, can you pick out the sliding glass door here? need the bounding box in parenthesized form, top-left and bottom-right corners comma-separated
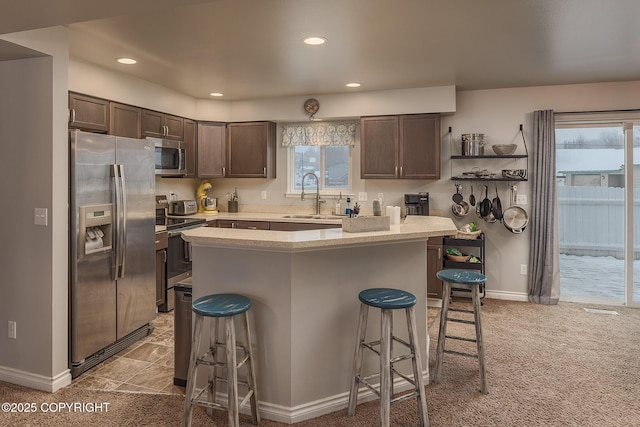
(556, 115, 640, 307)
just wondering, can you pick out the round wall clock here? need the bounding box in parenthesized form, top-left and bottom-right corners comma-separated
(303, 98, 320, 119)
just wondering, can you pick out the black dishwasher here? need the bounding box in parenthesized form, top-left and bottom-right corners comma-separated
(173, 278, 192, 386)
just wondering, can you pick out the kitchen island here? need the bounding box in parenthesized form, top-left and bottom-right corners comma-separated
(181, 216, 456, 423)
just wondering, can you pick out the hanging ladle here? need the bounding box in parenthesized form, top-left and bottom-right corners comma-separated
(469, 185, 476, 206)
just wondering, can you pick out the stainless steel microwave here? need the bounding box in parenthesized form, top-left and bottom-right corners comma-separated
(150, 138, 187, 176)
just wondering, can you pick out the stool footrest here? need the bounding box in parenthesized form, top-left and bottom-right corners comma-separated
(354, 375, 381, 399)
(445, 334, 477, 343)
(448, 307, 474, 314)
(446, 317, 475, 325)
(197, 351, 250, 370)
(355, 375, 421, 406)
(390, 390, 420, 405)
(211, 376, 252, 389)
(444, 349, 478, 358)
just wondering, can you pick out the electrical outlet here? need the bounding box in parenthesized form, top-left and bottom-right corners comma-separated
(377, 193, 384, 203)
(520, 264, 528, 275)
(516, 194, 527, 205)
(8, 321, 16, 339)
(261, 190, 267, 200)
(358, 192, 368, 202)
(34, 208, 48, 226)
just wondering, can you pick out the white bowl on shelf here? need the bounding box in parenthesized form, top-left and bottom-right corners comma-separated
(492, 144, 517, 155)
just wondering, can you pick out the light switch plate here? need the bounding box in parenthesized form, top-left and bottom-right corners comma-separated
(34, 208, 48, 226)
(358, 192, 368, 202)
(516, 194, 527, 205)
(8, 321, 16, 339)
(261, 190, 267, 200)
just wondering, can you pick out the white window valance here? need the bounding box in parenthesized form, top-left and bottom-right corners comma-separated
(282, 121, 357, 147)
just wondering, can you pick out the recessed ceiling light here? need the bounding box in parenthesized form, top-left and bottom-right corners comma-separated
(346, 82, 361, 88)
(303, 36, 327, 46)
(209, 92, 224, 97)
(117, 58, 137, 65)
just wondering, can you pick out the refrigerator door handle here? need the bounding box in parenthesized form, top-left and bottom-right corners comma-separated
(118, 164, 127, 277)
(112, 164, 122, 280)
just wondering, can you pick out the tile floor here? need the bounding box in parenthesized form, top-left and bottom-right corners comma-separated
(70, 311, 184, 395)
(71, 306, 442, 396)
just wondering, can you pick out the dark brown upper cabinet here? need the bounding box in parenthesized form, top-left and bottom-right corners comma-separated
(361, 113, 440, 179)
(183, 119, 197, 178)
(142, 109, 184, 140)
(69, 92, 109, 133)
(197, 122, 227, 178)
(226, 122, 276, 178)
(109, 102, 141, 138)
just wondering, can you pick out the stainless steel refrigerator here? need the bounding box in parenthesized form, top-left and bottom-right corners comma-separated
(69, 130, 155, 378)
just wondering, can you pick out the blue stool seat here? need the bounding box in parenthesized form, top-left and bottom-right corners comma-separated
(436, 269, 486, 285)
(358, 288, 417, 309)
(192, 293, 252, 317)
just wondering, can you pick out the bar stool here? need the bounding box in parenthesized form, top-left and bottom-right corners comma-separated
(347, 288, 429, 427)
(183, 293, 260, 427)
(433, 269, 488, 394)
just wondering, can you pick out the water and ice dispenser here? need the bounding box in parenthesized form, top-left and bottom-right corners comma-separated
(79, 204, 113, 256)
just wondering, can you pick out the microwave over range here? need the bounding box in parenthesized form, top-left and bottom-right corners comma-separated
(151, 137, 187, 176)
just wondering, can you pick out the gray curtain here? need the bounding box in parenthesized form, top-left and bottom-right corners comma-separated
(528, 110, 560, 304)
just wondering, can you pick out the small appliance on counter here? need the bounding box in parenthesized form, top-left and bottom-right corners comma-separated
(404, 193, 430, 216)
(169, 200, 198, 216)
(196, 179, 218, 214)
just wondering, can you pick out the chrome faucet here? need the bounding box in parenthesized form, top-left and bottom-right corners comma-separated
(301, 172, 324, 215)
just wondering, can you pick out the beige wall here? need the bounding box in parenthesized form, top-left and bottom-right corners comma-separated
(0, 26, 69, 391)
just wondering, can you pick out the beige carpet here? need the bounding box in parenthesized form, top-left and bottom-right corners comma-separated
(1, 299, 639, 426)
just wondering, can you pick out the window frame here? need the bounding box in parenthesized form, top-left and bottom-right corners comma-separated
(285, 144, 353, 198)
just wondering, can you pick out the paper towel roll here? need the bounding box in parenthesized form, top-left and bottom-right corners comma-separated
(393, 206, 401, 225)
(386, 206, 401, 225)
(386, 206, 394, 218)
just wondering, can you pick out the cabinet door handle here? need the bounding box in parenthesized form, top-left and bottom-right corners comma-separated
(438, 247, 441, 259)
(263, 167, 267, 177)
(395, 166, 398, 177)
(70, 109, 76, 124)
(247, 226, 258, 230)
(399, 166, 403, 177)
(162, 249, 167, 263)
(222, 167, 226, 176)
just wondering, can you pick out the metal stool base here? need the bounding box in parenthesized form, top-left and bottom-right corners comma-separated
(433, 280, 488, 394)
(184, 310, 260, 427)
(347, 302, 429, 427)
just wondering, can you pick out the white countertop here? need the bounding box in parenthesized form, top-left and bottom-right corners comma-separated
(181, 215, 457, 251)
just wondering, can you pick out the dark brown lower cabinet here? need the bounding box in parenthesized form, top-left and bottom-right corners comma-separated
(155, 231, 168, 307)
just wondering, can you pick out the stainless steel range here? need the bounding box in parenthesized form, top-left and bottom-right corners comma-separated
(156, 197, 206, 312)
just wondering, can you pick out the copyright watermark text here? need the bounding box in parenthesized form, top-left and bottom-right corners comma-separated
(2, 402, 110, 413)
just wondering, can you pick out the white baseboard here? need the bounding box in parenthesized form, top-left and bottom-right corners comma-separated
(484, 290, 529, 301)
(230, 373, 427, 424)
(0, 365, 72, 392)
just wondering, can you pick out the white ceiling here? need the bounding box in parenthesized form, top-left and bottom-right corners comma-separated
(4, 0, 640, 101)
